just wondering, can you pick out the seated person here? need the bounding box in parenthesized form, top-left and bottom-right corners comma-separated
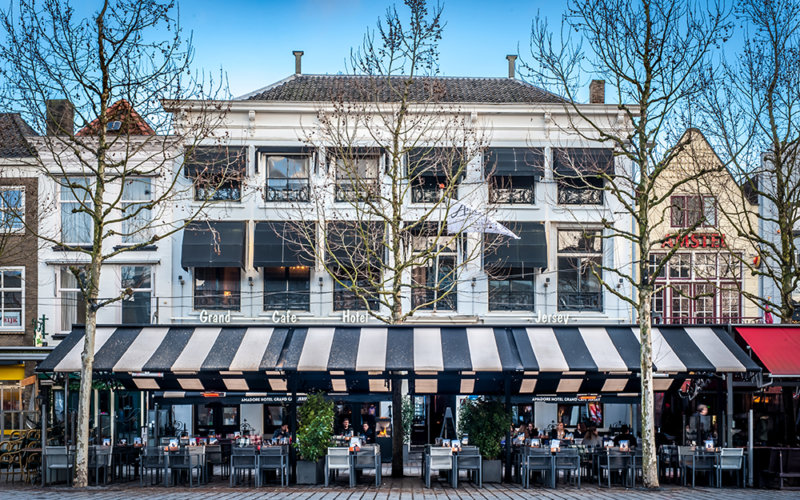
(340, 418, 355, 437)
(516, 422, 530, 440)
(272, 423, 290, 441)
(549, 422, 566, 440)
(583, 424, 603, 448)
(361, 423, 375, 444)
(613, 424, 637, 448)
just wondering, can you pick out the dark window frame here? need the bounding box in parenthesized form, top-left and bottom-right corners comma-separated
(557, 229, 603, 312)
(333, 154, 380, 202)
(488, 175, 535, 204)
(193, 267, 241, 311)
(263, 266, 311, 311)
(488, 268, 534, 311)
(264, 154, 311, 202)
(332, 268, 380, 311)
(670, 195, 717, 228)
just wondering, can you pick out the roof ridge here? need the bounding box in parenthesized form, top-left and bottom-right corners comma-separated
(236, 74, 299, 100)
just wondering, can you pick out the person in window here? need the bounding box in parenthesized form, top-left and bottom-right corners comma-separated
(583, 424, 603, 448)
(340, 418, 355, 437)
(361, 422, 375, 444)
(549, 422, 566, 440)
(613, 424, 637, 448)
(272, 423, 290, 441)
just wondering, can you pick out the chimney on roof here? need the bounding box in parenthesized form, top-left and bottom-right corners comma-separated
(46, 99, 74, 136)
(506, 54, 517, 79)
(590, 80, 605, 104)
(293, 51, 304, 75)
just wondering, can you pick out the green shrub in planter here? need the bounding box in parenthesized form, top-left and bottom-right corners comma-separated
(458, 398, 510, 460)
(294, 392, 334, 462)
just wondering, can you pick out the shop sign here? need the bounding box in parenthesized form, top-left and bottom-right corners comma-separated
(530, 394, 600, 403)
(341, 310, 368, 323)
(199, 310, 231, 324)
(240, 395, 308, 404)
(3, 311, 20, 327)
(271, 310, 298, 323)
(661, 233, 727, 249)
(532, 311, 570, 324)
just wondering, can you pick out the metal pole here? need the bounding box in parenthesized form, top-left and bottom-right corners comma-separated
(290, 376, 298, 484)
(504, 376, 512, 483)
(110, 388, 115, 444)
(64, 380, 69, 446)
(726, 373, 734, 447)
(41, 386, 48, 487)
(748, 409, 754, 487)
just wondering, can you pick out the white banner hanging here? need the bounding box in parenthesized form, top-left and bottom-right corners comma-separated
(447, 201, 519, 239)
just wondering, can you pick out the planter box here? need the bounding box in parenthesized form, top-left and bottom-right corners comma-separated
(482, 459, 502, 483)
(296, 459, 324, 484)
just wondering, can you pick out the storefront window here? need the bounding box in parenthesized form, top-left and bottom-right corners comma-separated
(332, 271, 380, 311)
(194, 267, 241, 310)
(557, 229, 602, 311)
(223, 406, 238, 426)
(264, 266, 310, 311)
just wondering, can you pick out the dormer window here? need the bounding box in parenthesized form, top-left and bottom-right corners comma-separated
(107, 121, 122, 132)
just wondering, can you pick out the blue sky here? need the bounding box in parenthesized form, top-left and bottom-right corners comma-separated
(176, 0, 565, 97)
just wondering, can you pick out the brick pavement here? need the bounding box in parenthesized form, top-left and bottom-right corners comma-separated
(1, 478, 798, 499)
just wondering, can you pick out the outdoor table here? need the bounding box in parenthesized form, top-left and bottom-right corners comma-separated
(112, 445, 141, 481)
(424, 446, 457, 488)
(162, 446, 205, 486)
(594, 447, 638, 488)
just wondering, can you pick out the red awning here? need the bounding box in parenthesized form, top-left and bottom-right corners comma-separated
(737, 327, 800, 376)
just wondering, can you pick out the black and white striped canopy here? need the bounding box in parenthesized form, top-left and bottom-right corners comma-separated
(37, 325, 759, 395)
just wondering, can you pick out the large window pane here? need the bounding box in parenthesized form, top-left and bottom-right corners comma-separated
(0, 269, 23, 329)
(121, 266, 152, 324)
(121, 178, 152, 243)
(266, 156, 310, 202)
(263, 266, 310, 311)
(557, 229, 603, 312)
(59, 267, 86, 331)
(489, 270, 534, 311)
(61, 178, 93, 244)
(335, 156, 379, 201)
(0, 187, 24, 232)
(194, 267, 241, 310)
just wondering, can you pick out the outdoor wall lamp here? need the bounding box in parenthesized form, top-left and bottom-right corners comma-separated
(178, 275, 185, 286)
(318, 277, 324, 287)
(544, 277, 550, 288)
(248, 277, 254, 287)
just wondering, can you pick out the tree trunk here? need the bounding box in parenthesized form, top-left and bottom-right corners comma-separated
(73, 306, 97, 487)
(638, 292, 659, 488)
(391, 378, 404, 477)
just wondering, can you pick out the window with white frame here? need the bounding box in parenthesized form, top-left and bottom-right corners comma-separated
(58, 267, 86, 332)
(0, 187, 24, 232)
(121, 178, 152, 243)
(121, 266, 152, 324)
(557, 229, 603, 311)
(0, 268, 23, 330)
(60, 178, 93, 245)
(265, 154, 310, 202)
(410, 225, 458, 311)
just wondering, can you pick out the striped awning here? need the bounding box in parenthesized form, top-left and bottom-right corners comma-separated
(37, 325, 759, 394)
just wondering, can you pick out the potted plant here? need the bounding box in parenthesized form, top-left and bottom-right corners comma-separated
(458, 397, 510, 483)
(401, 395, 414, 462)
(294, 392, 334, 484)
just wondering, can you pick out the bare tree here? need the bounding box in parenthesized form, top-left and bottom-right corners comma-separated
(697, 0, 800, 323)
(524, 0, 730, 487)
(0, 0, 233, 486)
(276, 1, 496, 477)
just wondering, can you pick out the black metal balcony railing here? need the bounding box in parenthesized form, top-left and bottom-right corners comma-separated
(652, 315, 763, 325)
(411, 187, 442, 204)
(266, 183, 309, 202)
(335, 180, 379, 202)
(558, 292, 603, 311)
(489, 290, 534, 311)
(489, 187, 534, 204)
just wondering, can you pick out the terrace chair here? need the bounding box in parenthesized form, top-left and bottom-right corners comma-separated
(598, 449, 630, 488)
(168, 446, 205, 487)
(425, 446, 453, 488)
(140, 446, 164, 486)
(554, 448, 581, 488)
(0, 448, 21, 483)
(659, 445, 679, 483)
(325, 447, 353, 487)
(715, 448, 744, 488)
(88, 445, 112, 485)
(352, 444, 381, 487)
(456, 446, 482, 488)
(686, 449, 715, 487)
(630, 449, 644, 487)
(44, 446, 73, 486)
(204, 444, 226, 479)
(677, 446, 693, 486)
(522, 447, 552, 488)
(229, 446, 257, 487)
(257, 446, 288, 487)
